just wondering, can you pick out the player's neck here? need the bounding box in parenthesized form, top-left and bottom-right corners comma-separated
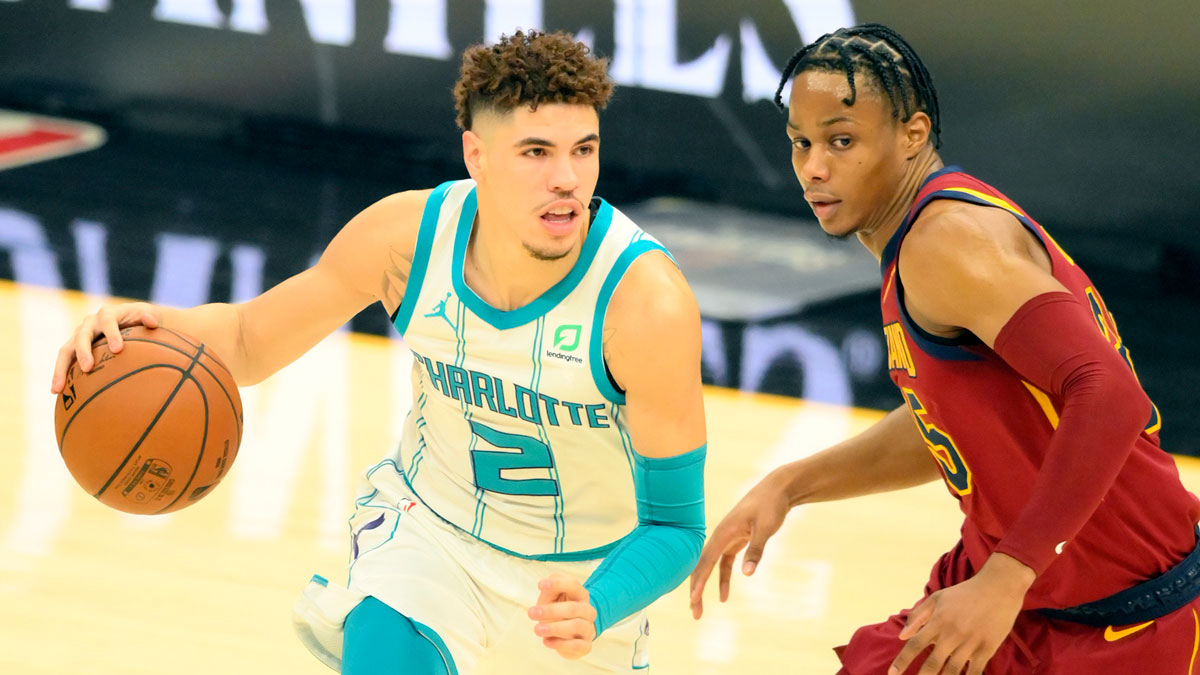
(464, 212, 585, 312)
(857, 147, 943, 260)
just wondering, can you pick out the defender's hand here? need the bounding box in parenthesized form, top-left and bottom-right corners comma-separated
(689, 471, 791, 619)
(889, 553, 1034, 675)
(527, 573, 596, 660)
(51, 302, 162, 394)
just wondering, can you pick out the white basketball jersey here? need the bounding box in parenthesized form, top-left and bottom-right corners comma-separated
(382, 179, 671, 560)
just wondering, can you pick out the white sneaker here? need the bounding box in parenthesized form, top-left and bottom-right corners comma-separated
(292, 574, 366, 672)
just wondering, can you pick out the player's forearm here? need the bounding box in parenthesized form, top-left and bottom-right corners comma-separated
(160, 264, 372, 385)
(775, 404, 940, 507)
(991, 293, 1150, 575)
(584, 444, 706, 635)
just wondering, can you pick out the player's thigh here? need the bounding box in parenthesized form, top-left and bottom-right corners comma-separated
(471, 552, 650, 674)
(579, 611, 651, 674)
(1039, 600, 1200, 674)
(835, 608, 1041, 674)
(347, 497, 488, 670)
(477, 609, 649, 675)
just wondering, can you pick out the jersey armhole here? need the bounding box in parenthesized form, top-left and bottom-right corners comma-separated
(589, 241, 674, 404)
(391, 180, 456, 335)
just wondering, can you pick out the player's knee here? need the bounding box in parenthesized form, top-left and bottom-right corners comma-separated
(343, 596, 452, 675)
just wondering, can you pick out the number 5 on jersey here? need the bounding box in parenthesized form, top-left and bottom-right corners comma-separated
(902, 387, 973, 496)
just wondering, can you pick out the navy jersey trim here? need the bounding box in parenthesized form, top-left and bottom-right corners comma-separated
(450, 189, 615, 330)
(392, 181, 456, 335)
(880, 165, 963, 272)
(881, 165, 986, 362)
(894, 281, 985, 361)
(920, 188, 1065, 278)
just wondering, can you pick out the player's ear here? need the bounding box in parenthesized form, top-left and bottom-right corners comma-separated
(901, 111, 931, 158)
(462, 129, 485, 181)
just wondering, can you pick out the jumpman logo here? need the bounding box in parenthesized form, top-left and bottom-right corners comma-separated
(424, 292, 457, 332)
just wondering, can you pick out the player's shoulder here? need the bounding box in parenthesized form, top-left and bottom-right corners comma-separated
(606, 249, 699, 340)
(338, 187, 438, 251)
(902, 197, 1025, 269)
(601, 243, 701, 390)
(359, 188, 436, 227)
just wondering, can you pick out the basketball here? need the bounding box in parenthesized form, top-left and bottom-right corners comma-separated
(53, 325, 243, 515)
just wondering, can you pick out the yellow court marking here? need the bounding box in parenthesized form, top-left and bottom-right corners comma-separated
(1102, 620, 1154, 642)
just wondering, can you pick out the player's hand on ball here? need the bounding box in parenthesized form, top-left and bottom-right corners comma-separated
(527, 573, 596, 659)
(52, 302, 162, 393)
(688, 469, 791, 619)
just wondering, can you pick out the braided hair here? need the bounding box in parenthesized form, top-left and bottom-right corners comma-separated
(774, 24, 941, 147)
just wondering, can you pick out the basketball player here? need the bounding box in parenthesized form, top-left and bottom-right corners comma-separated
(51, 30, 707, 674)
(689, 23, 1200, 675)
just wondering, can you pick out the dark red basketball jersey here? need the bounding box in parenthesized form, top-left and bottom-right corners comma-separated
(879, 166, 1200, 609)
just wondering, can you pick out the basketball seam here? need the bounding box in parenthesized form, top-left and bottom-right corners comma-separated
(155, 345, 211, 513)
(157, 326, 200, 349)
(115, 337, 242, 439)
(57, 363, 187, 448)
(93, 346, 205, 499)
(159, 327, 235, 379)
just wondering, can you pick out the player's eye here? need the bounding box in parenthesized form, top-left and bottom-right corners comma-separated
(523, 147, 546, 157)
(832, 136, 852, 148)
(791, 137, 810, 150)
(574, 145, 595, 156)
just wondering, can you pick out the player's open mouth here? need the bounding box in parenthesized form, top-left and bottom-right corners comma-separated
(540, 202, 580, 234)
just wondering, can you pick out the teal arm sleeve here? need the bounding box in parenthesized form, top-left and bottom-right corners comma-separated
(583, 444, 706, 636)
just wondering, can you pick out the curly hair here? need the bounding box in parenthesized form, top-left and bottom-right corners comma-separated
(453, 30, 614, 131)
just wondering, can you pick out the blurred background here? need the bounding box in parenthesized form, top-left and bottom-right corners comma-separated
(1, 0, 1197, 447)
(2, 1, 1199, 673)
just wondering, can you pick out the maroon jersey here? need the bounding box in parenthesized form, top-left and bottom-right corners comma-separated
(879, 166, 1200, 609)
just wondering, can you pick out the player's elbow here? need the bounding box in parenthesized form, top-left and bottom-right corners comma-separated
(1059, 353, 1151, 439)
(684, 526, 706, 568)
(670, 523, 706, 571)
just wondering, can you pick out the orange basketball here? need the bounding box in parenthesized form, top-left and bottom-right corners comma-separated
(53, 325, 243, 515)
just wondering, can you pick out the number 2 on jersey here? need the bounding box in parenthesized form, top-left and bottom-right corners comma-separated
(902, 387, 973, 496)
(468, 421, 560, 497)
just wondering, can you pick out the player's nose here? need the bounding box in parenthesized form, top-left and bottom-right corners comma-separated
(547, 154, 579, 194)
(799, 147, 830, 184)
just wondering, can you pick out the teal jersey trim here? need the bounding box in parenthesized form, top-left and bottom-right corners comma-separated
(451, 298, 489, 539)
(588, 239, 672, 404)
(612, 403, 636, 474)
(584, 443, 707, 636)
(395, 467, 627, 562)
(392, 180, 456, 336)
(451, 188, 616, 329)
(529, 315, 566, 552)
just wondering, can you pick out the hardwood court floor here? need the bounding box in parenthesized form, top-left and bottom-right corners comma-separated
(3, 280, 1199, 674)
